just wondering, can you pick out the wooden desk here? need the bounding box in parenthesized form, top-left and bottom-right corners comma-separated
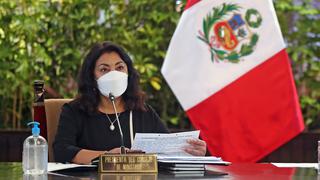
(0, 162, 318, 179)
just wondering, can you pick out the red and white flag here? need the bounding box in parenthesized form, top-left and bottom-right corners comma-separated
(161, 0, 304, 162)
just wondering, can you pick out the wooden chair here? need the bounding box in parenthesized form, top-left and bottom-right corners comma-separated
(45, 99, 72, 162)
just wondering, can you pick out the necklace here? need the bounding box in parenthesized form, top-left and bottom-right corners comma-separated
(105, 113, 121, 131)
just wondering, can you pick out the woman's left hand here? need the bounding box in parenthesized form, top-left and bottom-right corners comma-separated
(183, 139, 207, 156)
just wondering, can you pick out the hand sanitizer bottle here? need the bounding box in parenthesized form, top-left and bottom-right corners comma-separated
(23, 121, 48, 174)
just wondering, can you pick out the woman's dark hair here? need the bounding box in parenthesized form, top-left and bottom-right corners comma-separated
(75, 41, 146, 113)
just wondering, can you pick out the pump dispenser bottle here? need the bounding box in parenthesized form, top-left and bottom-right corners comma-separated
(22, 121, 48, 174)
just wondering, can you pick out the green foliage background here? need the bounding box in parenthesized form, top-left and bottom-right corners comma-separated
(0, 0, 319, 130)
(275, 0, 320, 130)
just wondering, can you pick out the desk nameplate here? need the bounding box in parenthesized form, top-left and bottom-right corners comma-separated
(98, 153, 158, 173)
(99, 173, 157, 180)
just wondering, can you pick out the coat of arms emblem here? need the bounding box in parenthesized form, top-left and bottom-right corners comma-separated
(198, 3, 262, 63)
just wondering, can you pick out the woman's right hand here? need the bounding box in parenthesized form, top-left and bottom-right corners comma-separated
(107, 147, 130, 154)
(107, 147, 144, 154)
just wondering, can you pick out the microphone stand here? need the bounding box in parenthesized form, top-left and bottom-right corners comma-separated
(97, 93, 158, 173)
(108, 93, 126, 154)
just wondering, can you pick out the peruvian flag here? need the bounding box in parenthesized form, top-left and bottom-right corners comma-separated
(161, 0, 304, 162)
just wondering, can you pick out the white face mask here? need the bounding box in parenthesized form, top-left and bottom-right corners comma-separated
(96, 71, 128, 98)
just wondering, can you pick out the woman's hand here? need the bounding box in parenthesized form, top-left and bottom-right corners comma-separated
(107, 147, 144, 154)
(183, 139, 207, 156)
(107, 147, 130, 154)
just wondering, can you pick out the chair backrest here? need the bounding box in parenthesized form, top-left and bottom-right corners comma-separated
(45, 98, 72, 162)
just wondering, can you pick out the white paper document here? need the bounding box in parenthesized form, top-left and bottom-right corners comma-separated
(48, 162, 96, 172)
(271, 163, 318, 169)
(131, 130, 200, 155)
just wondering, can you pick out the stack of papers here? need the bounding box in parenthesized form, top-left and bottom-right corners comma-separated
(157, 155, 230, 165)
(157, 155, 230, 176)
(159, 163, 205, 171)
(132, 131, 231, 167)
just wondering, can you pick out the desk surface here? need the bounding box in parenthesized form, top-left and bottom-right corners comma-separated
(0, 162, 318, 179)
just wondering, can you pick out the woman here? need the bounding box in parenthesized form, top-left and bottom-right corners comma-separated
(53, 41, 206, 164)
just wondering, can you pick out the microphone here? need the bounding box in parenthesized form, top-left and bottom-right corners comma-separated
(108, 93, 126, 154)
